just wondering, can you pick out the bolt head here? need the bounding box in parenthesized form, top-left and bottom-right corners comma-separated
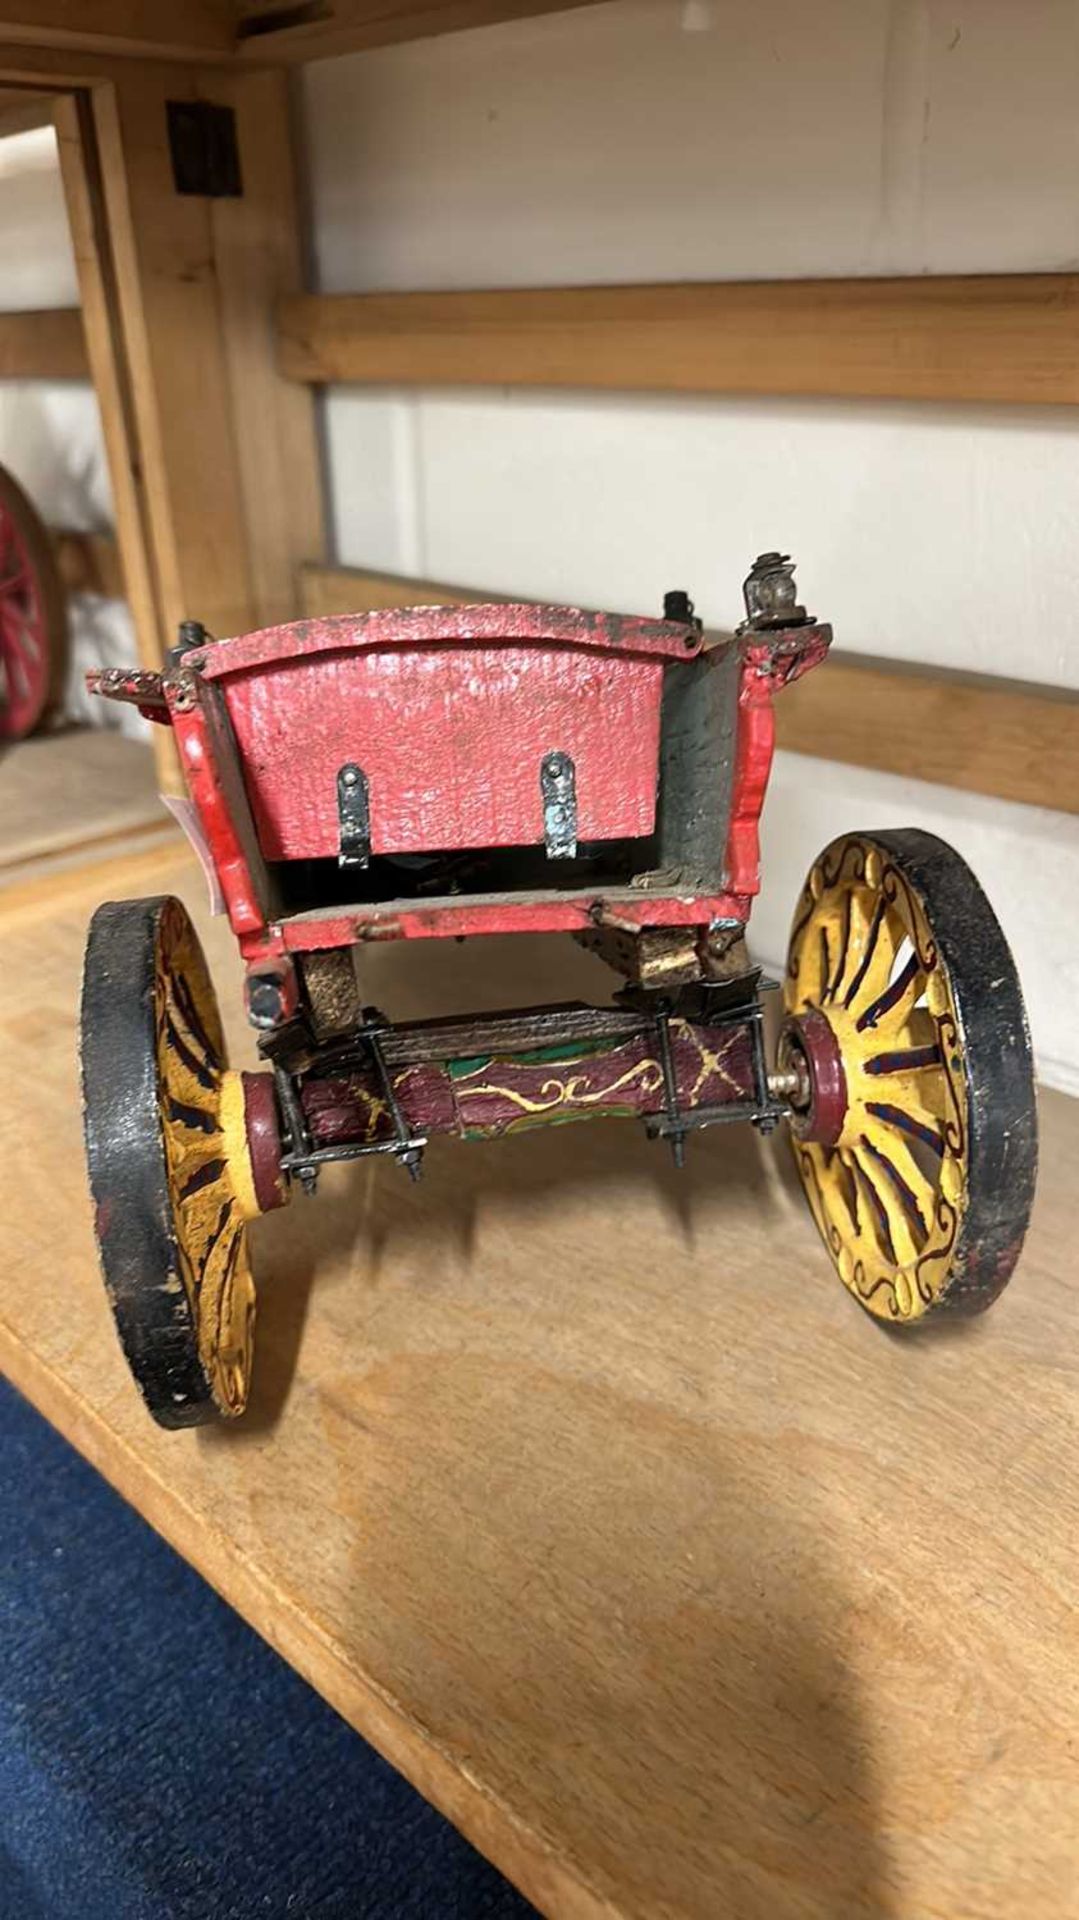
(247, 976, 283, 1028)
(663, 588, 694, 622)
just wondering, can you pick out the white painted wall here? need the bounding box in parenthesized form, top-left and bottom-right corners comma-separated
(321, 385, 1079, 688)
(0, 124, 139, 735)
(304, 0, 1079, 287)
(301, 0, 1079, 1091)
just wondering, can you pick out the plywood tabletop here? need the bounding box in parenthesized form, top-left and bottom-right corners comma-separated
(2, 835, 1077, 1920)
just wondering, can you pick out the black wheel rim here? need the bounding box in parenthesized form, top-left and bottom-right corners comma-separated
(784, 828, 1037, 1322)
(80, 895, 257, 1427)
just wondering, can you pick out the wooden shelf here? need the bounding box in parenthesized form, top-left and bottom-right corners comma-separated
(3, 813, 1077, 1918)
(278, 276, 1079, 406)
(300, 562, 1079, 818)
(0, 729, 166, 878)
(776, 652, 1079, 818)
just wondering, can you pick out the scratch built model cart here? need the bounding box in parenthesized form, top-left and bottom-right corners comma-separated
(81, 555, 1038, 1428)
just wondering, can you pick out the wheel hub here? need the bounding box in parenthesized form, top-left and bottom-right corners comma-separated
(783, 833, 975, 1322)
(777, 1007, 847, 1146)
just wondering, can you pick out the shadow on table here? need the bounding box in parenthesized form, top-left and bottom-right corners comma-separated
(228, 1074, 801, 1437)
(210, 929, 817, 1433)
(201, 925, 897, 1913)
(221, 1103, 895, 1916)
(338, 1152, 896, 1917)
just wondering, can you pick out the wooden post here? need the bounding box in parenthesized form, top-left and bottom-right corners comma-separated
(210, 66, 325, 632)
(53, 87, 165, 702)
(5, 45, 324, 782)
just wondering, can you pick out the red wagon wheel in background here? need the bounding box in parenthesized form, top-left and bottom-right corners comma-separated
(0, 462, 68, 742)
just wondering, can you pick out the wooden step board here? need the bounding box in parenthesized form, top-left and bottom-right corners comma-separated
(1, 840, 1076, 1918)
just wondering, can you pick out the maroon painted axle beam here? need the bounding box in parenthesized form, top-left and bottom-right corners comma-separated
(298, 1006, 761, 1152)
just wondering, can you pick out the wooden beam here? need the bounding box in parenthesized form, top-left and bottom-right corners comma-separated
(300, 560, 476, 618)
(0, 0, 615, 64)
(774, 654, 1079, 819)
(0, 3, 234, 61)
(300, 561, 1079, 818)
(52, 525, 123, 598)
(28, 48, 323, 783)
(0, 86, 55, 135)
(0, 306, 87, 378)
(49, 57, 325, 656)
(210, 66, 325, 631)
(53, 82, 171, 788)
(279, 276, 1079, 406)
(237, 0, 610, 61)
(82, 66, 258, 651)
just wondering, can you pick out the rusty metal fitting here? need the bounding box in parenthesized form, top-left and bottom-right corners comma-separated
(739, 552, 809, 633)
(244, 955, 299, 1031)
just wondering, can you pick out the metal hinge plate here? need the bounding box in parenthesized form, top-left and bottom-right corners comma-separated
(337, 763, 371, 868)
(540, 751, 577, 859)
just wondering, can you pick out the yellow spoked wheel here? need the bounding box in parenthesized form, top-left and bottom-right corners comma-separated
(81, 896, 286, 1428)
(781, 830, 1036, 1324)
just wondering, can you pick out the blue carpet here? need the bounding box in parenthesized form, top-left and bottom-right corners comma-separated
(0, 1379, 535, 1919)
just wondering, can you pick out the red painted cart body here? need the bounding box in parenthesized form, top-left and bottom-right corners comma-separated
(217, 606, 677, 860)
(90, 600, 830, 966)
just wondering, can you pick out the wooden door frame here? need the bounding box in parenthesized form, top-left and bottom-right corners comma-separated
(52, 81, 163, 690)
(0, 46, 324, 783)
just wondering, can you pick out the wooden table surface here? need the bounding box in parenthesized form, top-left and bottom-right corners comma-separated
(2, 829, 1077, 1920)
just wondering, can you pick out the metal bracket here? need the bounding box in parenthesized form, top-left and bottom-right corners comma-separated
(653, 1008, 685, 1170)
(273, 1063, 319, 1195)
(337, 763, 371, 869)
(361, 1009, 426, 1180)
(540, 751, 577, 859)
(166, 101, 242, 198)
(640, 975, 789, 1163)
(746, 998, 783, 1135)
